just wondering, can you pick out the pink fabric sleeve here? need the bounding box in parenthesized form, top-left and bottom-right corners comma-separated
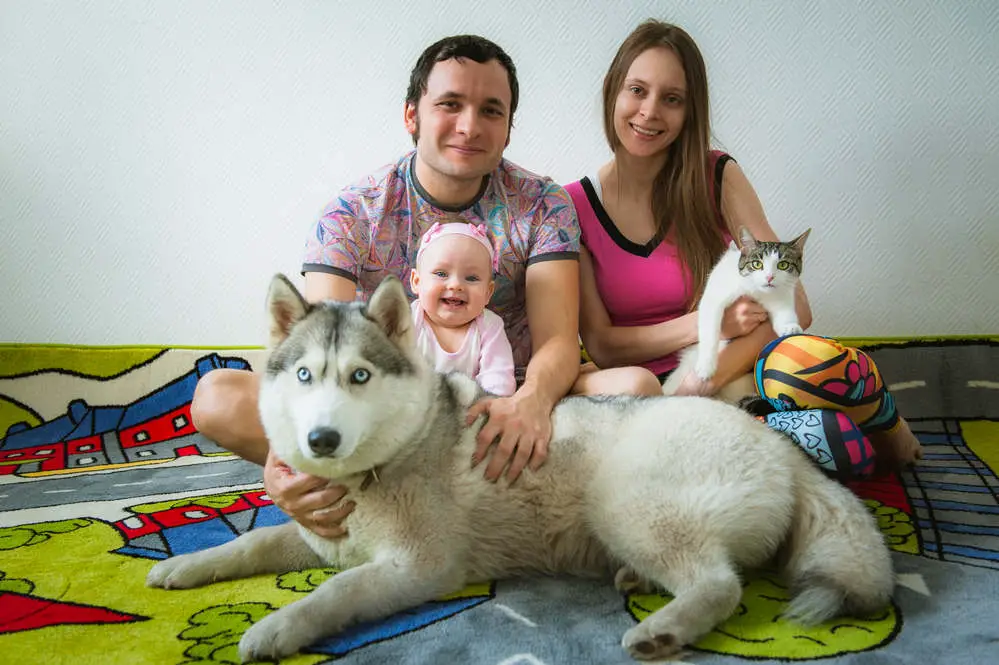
(562, 180, 597, 248)
(475, 309, 516, 396)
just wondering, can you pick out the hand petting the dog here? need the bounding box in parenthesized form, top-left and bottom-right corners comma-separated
(263, 451, 355, 538)
(467, 388, 553, 483)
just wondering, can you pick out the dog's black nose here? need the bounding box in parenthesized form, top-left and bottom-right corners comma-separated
(307, 427, 341, 456)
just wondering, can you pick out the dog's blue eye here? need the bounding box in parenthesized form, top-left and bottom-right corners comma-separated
(297, 367, 312, 383)
(350, 368, 370, 384)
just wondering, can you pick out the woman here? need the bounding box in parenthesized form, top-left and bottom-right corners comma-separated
(567, 20, 921, 474)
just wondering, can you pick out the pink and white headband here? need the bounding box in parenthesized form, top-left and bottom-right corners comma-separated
(416, 222, 496, 268)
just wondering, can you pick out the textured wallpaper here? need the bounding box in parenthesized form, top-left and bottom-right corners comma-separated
(1, 0, 996, 345)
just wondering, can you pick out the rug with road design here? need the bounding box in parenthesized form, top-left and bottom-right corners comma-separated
(1, 341, 997, 665)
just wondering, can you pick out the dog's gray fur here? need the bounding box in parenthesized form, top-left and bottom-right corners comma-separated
(147, 274, 894, 662)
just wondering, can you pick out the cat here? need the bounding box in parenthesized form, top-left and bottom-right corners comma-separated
(662, 226, 810, 402)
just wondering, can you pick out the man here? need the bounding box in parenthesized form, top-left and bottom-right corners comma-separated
(191, 35, 581, 537)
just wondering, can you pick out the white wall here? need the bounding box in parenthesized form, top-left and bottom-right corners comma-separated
(1, 0, 997, 346)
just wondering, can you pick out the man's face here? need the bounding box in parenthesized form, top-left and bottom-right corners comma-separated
(405, 58, 512, 190)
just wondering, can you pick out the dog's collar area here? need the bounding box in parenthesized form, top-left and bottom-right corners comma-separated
(359, 466, 382, 491)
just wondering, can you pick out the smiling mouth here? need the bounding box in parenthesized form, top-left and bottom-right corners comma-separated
(441, 297, 466, 307)
(630, 123, 663, 137)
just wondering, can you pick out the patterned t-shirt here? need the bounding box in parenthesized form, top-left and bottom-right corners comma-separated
(302, 151, 581, 375)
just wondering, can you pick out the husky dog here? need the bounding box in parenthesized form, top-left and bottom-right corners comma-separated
(147, 274, 893, 663)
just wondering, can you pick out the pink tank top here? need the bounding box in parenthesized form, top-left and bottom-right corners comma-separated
(565, 151, 732, 376)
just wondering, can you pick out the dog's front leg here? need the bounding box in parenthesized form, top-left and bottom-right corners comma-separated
(147, 522, 324, 589)
(239, 554, 464, 663)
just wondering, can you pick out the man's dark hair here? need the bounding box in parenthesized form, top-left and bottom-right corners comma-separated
(405, 35, 519, 128)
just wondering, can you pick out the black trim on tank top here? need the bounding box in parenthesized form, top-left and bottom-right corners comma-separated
(582, 153, 734, 257)
(713, 153, 733, 213)
(580, 176, 662, 258)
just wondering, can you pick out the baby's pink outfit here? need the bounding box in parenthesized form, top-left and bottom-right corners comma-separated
(410, 301, 516, 396)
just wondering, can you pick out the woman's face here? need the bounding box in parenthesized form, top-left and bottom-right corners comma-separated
(613, 46, 688, 159)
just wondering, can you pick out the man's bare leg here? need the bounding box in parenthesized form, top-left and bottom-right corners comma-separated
(191, 369, 269, 465)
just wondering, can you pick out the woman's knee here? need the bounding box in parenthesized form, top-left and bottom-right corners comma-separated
(573, 366, 662, 397)
(756, 335, 896, 429)
(629, 367, 665, 396)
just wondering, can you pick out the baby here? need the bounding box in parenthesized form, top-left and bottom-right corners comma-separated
(409, 222, 516, 396)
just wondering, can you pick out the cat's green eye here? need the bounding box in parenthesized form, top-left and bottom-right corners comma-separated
(751, 260, 764, 270)
(777, 260, 790, 270)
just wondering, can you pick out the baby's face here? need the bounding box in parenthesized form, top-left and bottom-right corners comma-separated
(411, 235, 494, 329)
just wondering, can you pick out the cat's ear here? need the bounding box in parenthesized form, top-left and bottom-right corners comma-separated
(738, 226, 758, 251)
(791, 228, 811, 252)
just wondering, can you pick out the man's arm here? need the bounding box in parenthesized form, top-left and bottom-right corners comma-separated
(470, 258, 580, 483)
(303, 272, 358, 304)
(261, 272, 361, 538)
(520, 258, 581, 411)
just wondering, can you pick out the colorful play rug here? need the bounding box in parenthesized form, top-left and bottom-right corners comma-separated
(1, 341, 997, 664)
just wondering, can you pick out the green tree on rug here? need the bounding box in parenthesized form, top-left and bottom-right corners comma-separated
(177, 603, 275, 665)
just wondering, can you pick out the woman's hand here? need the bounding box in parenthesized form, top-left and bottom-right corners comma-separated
(671, 370, 718, 397)
(720, 296, 768, 339)
(263, 451, 354, 538)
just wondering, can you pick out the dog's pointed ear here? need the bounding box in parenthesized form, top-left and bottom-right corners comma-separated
(266, 274, 309, 348)
(367, 276, 413, 347)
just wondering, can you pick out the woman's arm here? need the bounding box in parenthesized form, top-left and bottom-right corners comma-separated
(578, 246, 699, 368)
(719, 161, 813, 328)
(672, 160, 813, 396)
(579, 159, 812, 375)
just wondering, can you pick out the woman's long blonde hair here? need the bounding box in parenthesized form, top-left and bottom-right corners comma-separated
(602, 20, 726, 306)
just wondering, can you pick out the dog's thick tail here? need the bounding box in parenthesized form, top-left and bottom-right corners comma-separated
(781, 456, 894, 624)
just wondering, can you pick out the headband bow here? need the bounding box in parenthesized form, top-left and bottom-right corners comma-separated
(416, 222, 497, 270)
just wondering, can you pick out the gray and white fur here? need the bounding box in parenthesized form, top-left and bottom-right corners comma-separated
(147, 273, 891, 663)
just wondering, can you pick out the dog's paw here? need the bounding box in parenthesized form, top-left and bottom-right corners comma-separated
(614, 566, 654, 595)
(622, 623, 684, 661)
(776, 323, 803, 337)
(146, 554, 216, 590)
(239, 606, 322, 663)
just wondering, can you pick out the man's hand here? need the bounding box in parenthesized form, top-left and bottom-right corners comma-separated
(720, 296, 768, 339)
(466, 391, 552, 483)
(263, 451, 354, 538)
